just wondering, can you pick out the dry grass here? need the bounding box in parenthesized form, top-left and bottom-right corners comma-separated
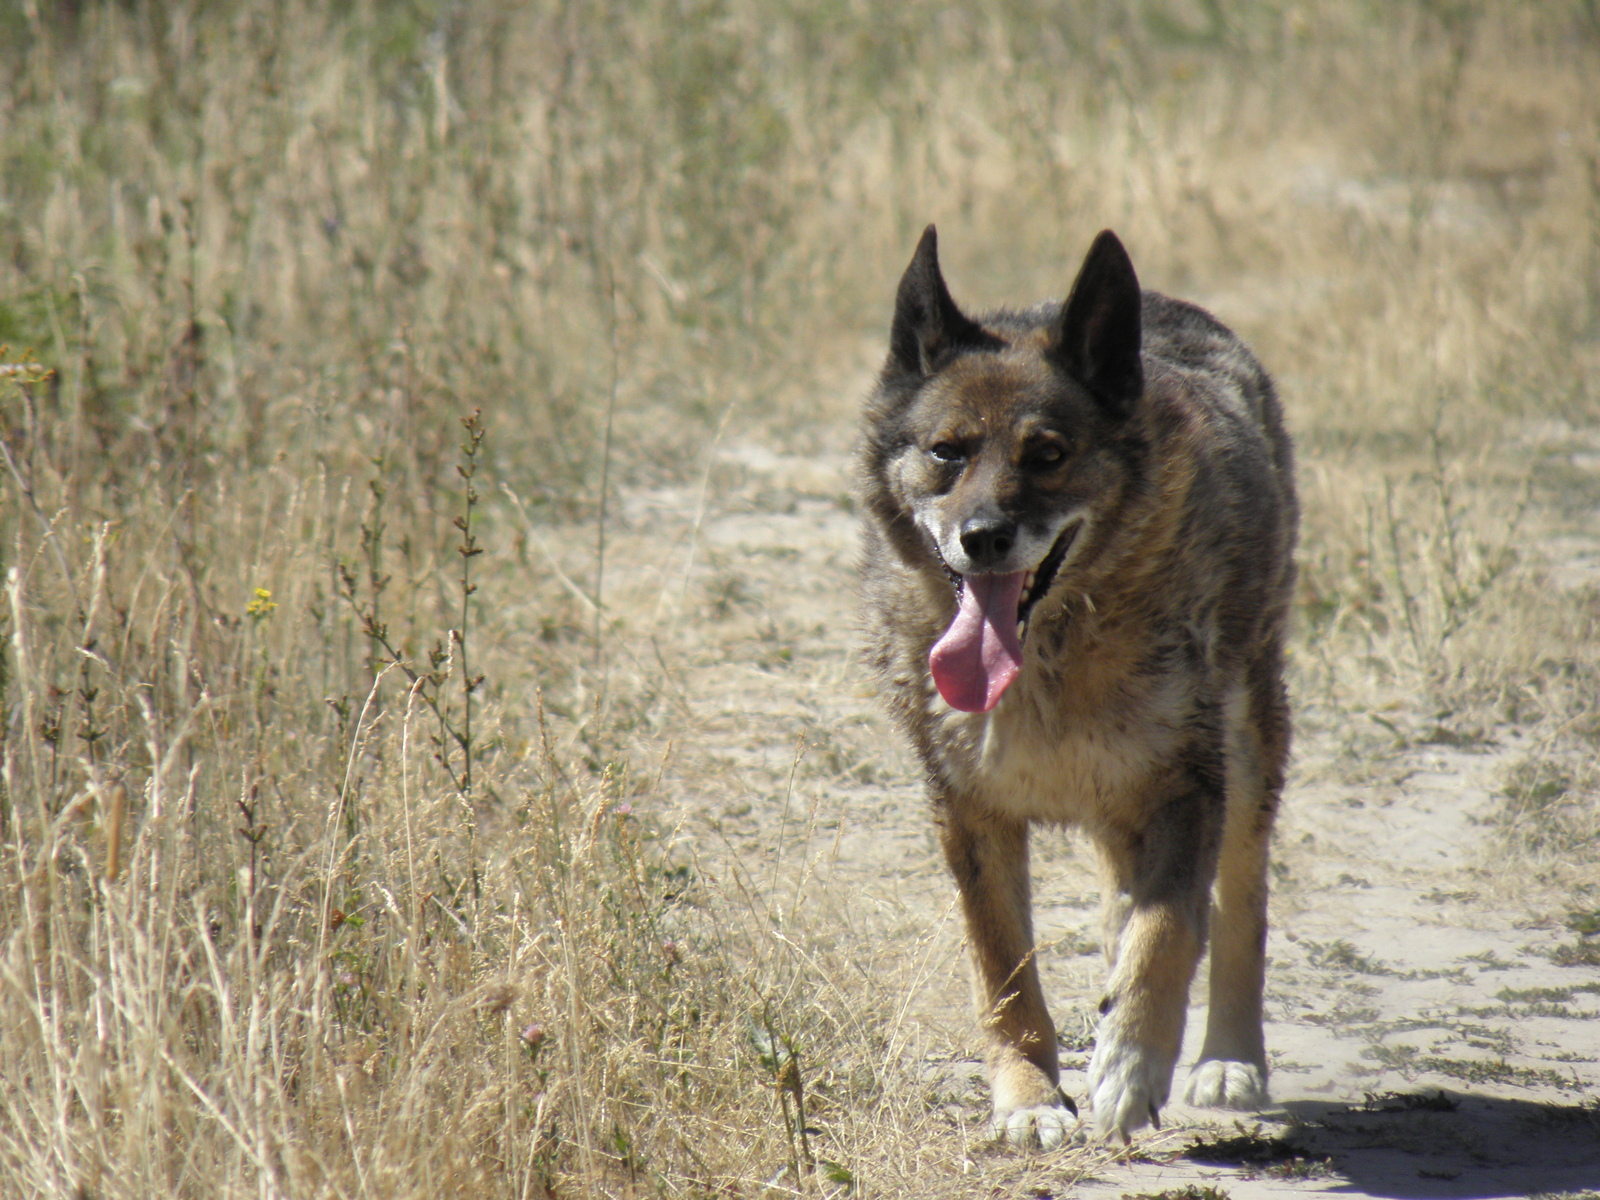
(1, 1, 1598, 1195)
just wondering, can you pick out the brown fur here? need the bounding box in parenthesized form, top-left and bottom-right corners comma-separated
(858, 227, 1297, 1144)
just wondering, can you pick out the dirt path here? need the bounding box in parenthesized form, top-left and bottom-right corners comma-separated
(584, 439, 1600, 1198)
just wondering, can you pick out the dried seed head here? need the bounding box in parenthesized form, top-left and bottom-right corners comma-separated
(479, 983, 518, 1017)
(104, 783, 126, 883)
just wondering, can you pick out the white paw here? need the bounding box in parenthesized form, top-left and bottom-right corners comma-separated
(1183, 1059, 1268, 1109)
(1086, 1022, 1174, 1141)
(990, 1102, 1078, 1150)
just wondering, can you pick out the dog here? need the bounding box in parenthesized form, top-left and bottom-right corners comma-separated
(857, 226, 1297, 1146)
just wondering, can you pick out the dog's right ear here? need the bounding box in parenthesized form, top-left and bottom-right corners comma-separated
(888, 225, 1002, 379)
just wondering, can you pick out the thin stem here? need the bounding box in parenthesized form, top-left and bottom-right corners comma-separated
(593, 244, 619, 680)
(454, 410, 485, 798)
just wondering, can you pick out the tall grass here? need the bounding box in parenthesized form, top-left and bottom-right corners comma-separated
(1, 1, 1598, 1194)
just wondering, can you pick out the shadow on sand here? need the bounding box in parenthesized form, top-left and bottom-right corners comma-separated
(1274, 1092, 1600, 1199)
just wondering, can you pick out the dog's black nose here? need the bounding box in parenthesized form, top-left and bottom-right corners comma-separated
(959, 518, 1016, 568)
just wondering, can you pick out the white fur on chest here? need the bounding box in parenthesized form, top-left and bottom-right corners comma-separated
(927, 671, 1190, 826)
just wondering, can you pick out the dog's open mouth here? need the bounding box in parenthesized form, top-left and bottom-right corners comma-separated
(929, 522, 1079, 714)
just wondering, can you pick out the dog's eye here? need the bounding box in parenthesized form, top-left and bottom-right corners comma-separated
(929, 442, 964, 464)
(1029, 443, 1066, 467)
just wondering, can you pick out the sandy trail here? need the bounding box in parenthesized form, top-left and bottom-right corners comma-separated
(586, 440, 1600, 1198)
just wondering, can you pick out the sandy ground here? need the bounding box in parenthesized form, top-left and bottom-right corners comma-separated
(572, 434, 1600, 1199)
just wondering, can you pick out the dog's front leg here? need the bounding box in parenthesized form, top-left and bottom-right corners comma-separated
(1088, 786, 1219, 1142)
(936, 800, 1074, 1149)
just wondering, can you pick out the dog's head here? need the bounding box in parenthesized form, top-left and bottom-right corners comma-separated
(863, 226, 1147, 713)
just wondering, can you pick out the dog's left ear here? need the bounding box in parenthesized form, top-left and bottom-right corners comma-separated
(1048, 230, 1144, 417)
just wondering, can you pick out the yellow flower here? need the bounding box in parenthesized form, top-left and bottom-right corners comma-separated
(246, 588, 278, 620)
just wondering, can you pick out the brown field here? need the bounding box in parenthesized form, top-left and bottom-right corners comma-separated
(2, 2, 1598, 1196)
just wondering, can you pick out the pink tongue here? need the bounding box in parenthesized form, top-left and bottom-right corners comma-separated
(929, 572, 1027, 713)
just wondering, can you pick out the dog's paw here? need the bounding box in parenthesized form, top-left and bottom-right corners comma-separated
(1086, 1025, 1174, 1142)
(990, 1102, 1078, 1150)
(1183, 1059, 1268, 1109)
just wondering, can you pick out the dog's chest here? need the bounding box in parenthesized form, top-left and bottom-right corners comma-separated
(928, 666, 1190, 825)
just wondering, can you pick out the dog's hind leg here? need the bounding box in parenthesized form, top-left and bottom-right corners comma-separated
(1184, 664, 1288, 1109)
(936, 802, 1076, 1149)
